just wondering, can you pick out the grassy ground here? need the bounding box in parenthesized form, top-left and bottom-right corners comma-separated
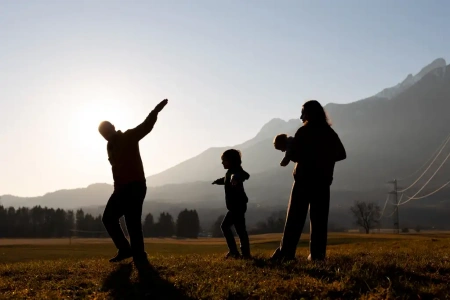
(0, 233, 449, 299)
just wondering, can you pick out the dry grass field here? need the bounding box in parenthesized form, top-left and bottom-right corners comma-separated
(1, 232, 449, 299)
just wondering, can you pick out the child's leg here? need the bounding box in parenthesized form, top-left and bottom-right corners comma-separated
(233, 210, 250, 257)
(220, 211, 239, 254)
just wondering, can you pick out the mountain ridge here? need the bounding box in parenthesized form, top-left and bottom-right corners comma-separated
(374, 58, 446, 100)
(2, 58, 450, 212)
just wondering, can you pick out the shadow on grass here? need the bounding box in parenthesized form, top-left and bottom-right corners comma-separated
(250, 255, 449, 299)
(102, 261, 195, 300)
(308, 261, 449, 299)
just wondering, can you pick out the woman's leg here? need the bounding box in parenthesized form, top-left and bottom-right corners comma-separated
(276, 181, 310, 259)
(309, 185, 330, 260)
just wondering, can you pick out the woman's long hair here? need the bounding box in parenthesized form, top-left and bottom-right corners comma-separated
(301, 100, 332, 126)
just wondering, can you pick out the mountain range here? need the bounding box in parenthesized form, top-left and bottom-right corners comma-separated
(2, 58, 450, 228)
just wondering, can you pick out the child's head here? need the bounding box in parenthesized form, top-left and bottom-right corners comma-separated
(273, 134, 288, 152)
(221, 149, 242, 169)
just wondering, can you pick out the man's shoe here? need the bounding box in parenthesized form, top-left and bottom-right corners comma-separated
(109, 249, 133, 263)
(134, 253, 151, 272)
(133, 252, 149, 264)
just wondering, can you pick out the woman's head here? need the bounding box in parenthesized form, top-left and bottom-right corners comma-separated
(221, 149, 242, 169)
(300, 100, 331, 126)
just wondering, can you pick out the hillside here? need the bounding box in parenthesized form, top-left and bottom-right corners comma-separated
(144, 59, 450, 194)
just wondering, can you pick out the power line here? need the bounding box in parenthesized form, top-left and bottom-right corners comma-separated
(375, 194, 391, 220)
(397, 134, 450, 193)
(404, 179, 450, 200)
(398, 132, 450, 181)
(381, 194, 403, 219)
(398, 151, 450, 206)
(383, 207, 398, 218)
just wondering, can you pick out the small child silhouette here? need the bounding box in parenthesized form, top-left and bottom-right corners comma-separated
(212, 149, 251, 259)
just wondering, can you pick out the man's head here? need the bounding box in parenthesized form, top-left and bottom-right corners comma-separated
(273, 134, 288, 152)
(98, 121, 116, 141)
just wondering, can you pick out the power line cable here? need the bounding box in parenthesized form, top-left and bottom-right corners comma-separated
(403, 179, 450, 200)
(398, 151, 450, 206)
(397, 135, 450, 193)
(398, 132, 450, 181)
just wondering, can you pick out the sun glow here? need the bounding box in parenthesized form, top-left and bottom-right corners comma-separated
(70, 99, 133, 150)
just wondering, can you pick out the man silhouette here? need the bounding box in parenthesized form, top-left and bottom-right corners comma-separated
(98, 99, 168, 264)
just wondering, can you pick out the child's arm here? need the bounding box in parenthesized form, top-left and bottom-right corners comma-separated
(280, 138, 294, 166)
(230, 170, 250, 185)
(212, 177, 225, 185)
(280, 154, 290, 167)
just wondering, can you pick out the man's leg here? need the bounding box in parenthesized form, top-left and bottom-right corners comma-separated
(309, 185, 330, 261)
(221, 211, 240, 256)
(232, 208, 250, 258)
(276, 181, 310, 260)
(123, 182, 147, 261)
(102, 189, 132, 262)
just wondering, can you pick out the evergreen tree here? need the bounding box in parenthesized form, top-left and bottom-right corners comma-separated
(155, 212, 175, 237)
(176, 209, 200, 238)
(143, 213, 155, 237)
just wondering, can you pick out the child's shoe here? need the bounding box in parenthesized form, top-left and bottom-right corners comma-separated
(225, 251, 241, 259)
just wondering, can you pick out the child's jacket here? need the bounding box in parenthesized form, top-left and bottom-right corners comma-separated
(213, 166, 250, 211)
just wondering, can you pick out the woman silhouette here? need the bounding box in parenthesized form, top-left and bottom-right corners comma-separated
(271, 100, 346, 261)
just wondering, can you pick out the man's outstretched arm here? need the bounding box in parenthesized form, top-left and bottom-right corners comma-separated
(128, 99, 168, 141)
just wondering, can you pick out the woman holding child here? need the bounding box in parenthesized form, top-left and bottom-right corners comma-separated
(271, 100, 346, 262)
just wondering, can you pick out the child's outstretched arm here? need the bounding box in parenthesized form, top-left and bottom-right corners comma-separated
(212, 177, 225, 185)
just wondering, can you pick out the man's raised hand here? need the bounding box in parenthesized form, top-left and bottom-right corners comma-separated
(154, 99, 168, 112)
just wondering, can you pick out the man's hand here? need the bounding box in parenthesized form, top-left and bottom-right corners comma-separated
(154, 99, 168, 112)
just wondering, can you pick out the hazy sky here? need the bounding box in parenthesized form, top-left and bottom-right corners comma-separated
(1, 0, 448, 197)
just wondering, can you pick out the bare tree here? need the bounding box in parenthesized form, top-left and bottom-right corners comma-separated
(350, 201, 381, 234)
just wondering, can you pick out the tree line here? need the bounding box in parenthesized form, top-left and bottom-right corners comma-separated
(2, 204, 369, 239)
(0, 205, 201, 239)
